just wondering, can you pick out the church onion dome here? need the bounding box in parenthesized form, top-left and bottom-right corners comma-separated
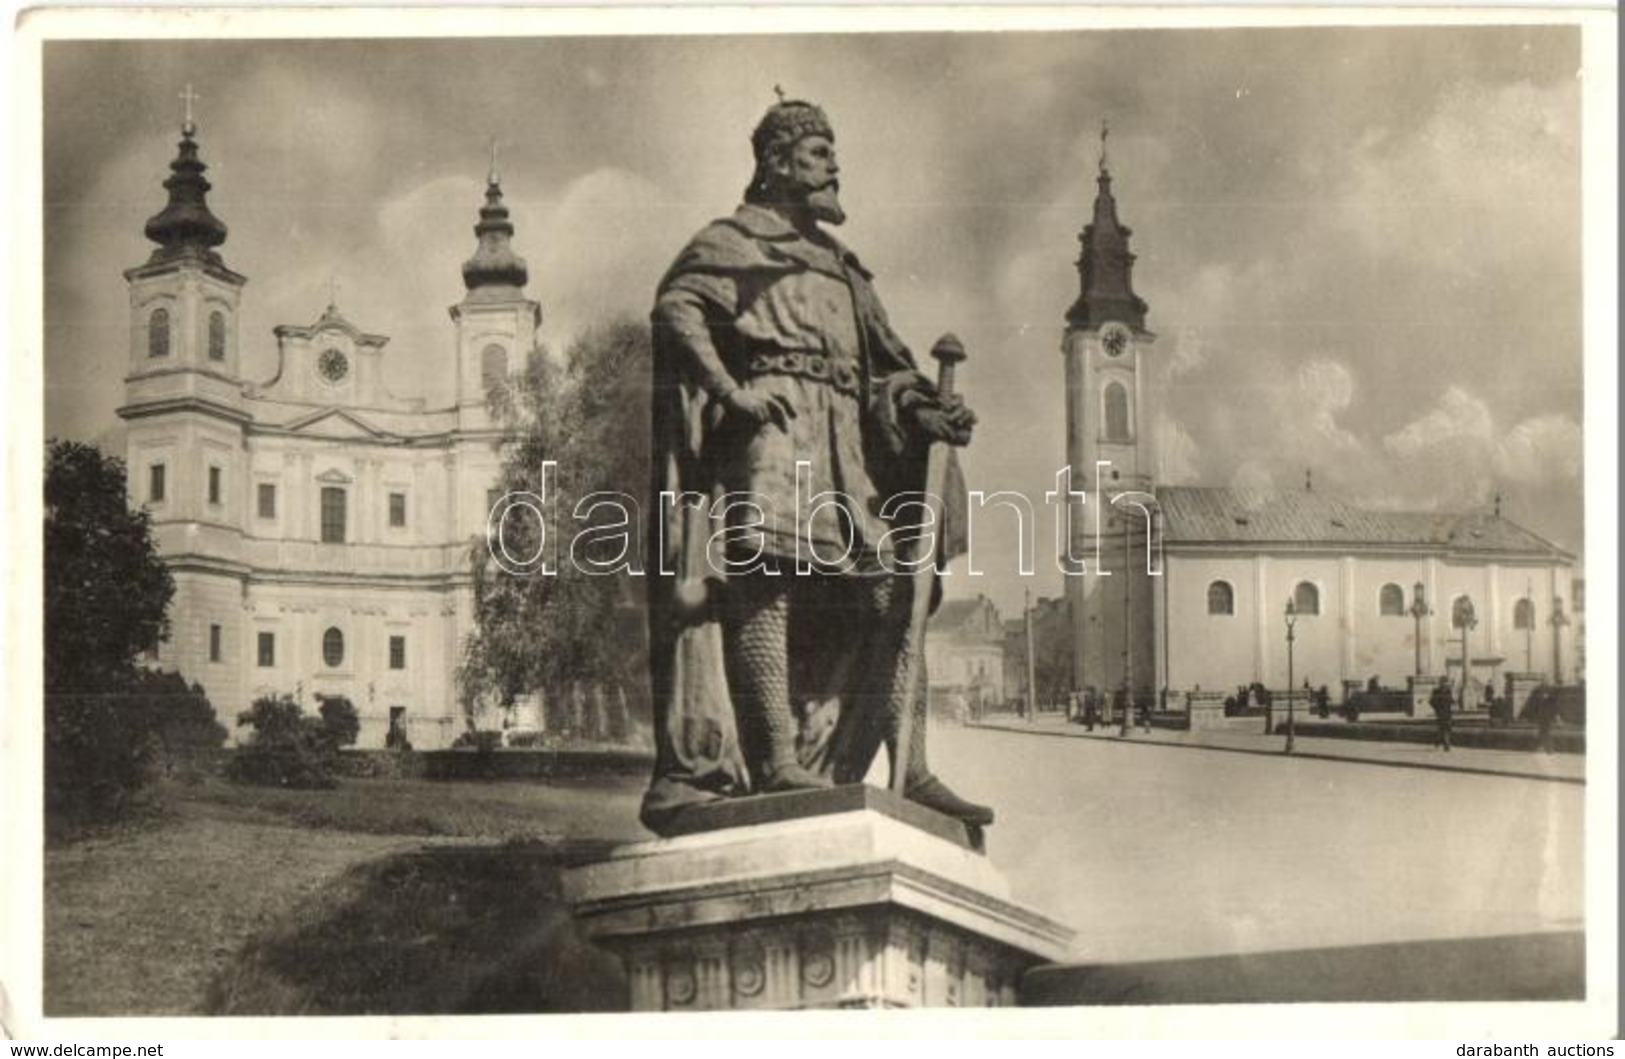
(460, 176, 530, 300)
(1066, 155, 1150, 333)
(143, 121, 229, 266)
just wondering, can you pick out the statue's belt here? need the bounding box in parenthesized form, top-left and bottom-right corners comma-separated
(743, 348, 862, 399)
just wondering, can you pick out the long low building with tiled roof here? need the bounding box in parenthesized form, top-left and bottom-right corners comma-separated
(1144, 486, 1578, 707)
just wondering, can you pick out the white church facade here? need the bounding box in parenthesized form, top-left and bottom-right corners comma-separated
(119, 114, 532, 748)
(1059, 147, 1580, 712)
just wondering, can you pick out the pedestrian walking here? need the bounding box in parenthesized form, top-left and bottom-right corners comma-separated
(1429, 681, 1454, 752)
(1532, 688, 1556, 754)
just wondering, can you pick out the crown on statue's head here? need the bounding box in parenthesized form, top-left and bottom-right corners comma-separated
(751, 97, 834, 162)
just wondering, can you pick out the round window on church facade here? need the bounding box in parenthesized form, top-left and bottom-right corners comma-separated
(323, 627, 345, 668)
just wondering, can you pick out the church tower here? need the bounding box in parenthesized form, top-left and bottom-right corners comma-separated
(1060, 125, 1159, 707)
(447, 155, 540, 535)
(118, 91, 250, 709)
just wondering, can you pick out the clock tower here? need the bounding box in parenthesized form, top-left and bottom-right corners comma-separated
(118, 97, 251, 707)
(1060, 126, 1159, 708)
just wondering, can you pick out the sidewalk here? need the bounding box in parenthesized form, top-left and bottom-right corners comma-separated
(966, 713, 1586, 784)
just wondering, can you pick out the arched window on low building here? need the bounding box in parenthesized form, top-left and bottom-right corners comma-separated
(1207, 580, 1234, 616)
(1513, 598, 1535, 630)
(1293, 581, 1321, 616)
(1379, 583, 1406, 616)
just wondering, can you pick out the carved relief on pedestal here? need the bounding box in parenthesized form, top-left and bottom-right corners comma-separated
(664, 958, 697, 1009)
(730, 937, 767, 1004)
(565, 806, 1076, 1012)
(798, 926, 838, 1007)
(604, 914, 1052, 1011)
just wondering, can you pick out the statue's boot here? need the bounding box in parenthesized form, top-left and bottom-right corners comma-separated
(760, 760, 834, 792)
(905, 774, 995, 828)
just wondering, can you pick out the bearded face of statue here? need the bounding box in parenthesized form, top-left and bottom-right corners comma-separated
(773, 134, 845, 226)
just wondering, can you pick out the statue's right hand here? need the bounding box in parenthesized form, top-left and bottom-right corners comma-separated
(721, 388, 797, 431)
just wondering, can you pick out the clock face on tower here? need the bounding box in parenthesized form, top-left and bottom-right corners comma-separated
(1100, 324, 1131, 358)
(317, 347, 349, 383)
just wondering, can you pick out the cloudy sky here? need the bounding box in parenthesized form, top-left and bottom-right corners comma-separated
(40, 20, 1589, 617)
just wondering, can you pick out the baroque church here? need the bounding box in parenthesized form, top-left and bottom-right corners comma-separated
(1059, 146, 1581, 714)
(113, 104, 1581, 744)
(119, 111, 532, 749)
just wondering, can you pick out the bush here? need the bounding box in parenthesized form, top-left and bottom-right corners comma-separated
(228, 694, 346, 789)
(450, 729, 502, 752)
(317, 696, 361, 751)
(46, 668, 228, 822)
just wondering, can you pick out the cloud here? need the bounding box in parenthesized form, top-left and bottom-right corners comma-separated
(1384, 386, 1493, 460)
(1164, 325, 1207, 381)
(537, 167, 678, 345)
(1230, 460, 1276, 492)
(1295, 359, 1363, 455)
(1325, 80, 1580, 277)
(1377, 387, 1583, 513)
(1494, 414, 1582, 484)
(1153, 414, 1201, 485)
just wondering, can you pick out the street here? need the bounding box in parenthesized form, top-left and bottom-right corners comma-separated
(931, 722, 1585, 963)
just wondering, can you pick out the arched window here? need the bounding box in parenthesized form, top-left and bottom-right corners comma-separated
(322, 627, 345, 668)
(480, 344, 508, 392)
(1379, 583, 1405, 616)
(1104, 381, 1130, 441)
(148, 308, 170, 358)
(1207, 581, 1234, 616)
(207, 311, 226, 360)
(1514, 598, 1535, 630)
(1293, 581, 1321, 616)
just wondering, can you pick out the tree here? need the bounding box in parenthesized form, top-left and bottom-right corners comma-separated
(228, 693, 358, 789)
(45, 439, 174, 689)
(318, 695, 361, 751)
(459, 318, 652, 738)
(45, 670, 225, 820)
(43, 440, 215, 823)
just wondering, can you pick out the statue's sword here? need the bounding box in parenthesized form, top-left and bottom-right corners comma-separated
(891, 333, 967, 793)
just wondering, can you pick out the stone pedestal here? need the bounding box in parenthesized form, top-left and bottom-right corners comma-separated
(1185, 689, 1229, 730)
(563, 786, 1074, 1010)
(1504, 671, 1544, 715)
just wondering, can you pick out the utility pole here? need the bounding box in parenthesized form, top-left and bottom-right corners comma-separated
(1524, 581, 1534, 673)
(1409, 581, 1430, 677)
(1454, 596, 1478, 708)
(1284, 599, 1298, 754)
(1123, 513, 1133, 704)
(1024, 587, 1038, 721)
(1550, 596, 1568, 685)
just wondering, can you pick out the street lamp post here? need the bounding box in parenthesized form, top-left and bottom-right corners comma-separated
(1550, 597, 1569, 685)
(1453, 596, 1478, 709)
(1409, 581, 1430, 677)
(1284, 599, 1298, 754)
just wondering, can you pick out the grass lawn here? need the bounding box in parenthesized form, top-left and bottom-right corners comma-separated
(44, 771, 649, 1016)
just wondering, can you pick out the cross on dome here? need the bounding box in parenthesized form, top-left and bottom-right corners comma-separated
(180, 83, 201, 135)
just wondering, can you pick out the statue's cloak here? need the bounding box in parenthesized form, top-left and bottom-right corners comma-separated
(640, 205, 965, 834)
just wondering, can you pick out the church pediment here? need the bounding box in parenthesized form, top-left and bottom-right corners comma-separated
(282, 407, 396, 441)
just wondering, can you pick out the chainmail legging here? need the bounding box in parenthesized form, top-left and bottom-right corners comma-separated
(723, 573, 929, 789)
